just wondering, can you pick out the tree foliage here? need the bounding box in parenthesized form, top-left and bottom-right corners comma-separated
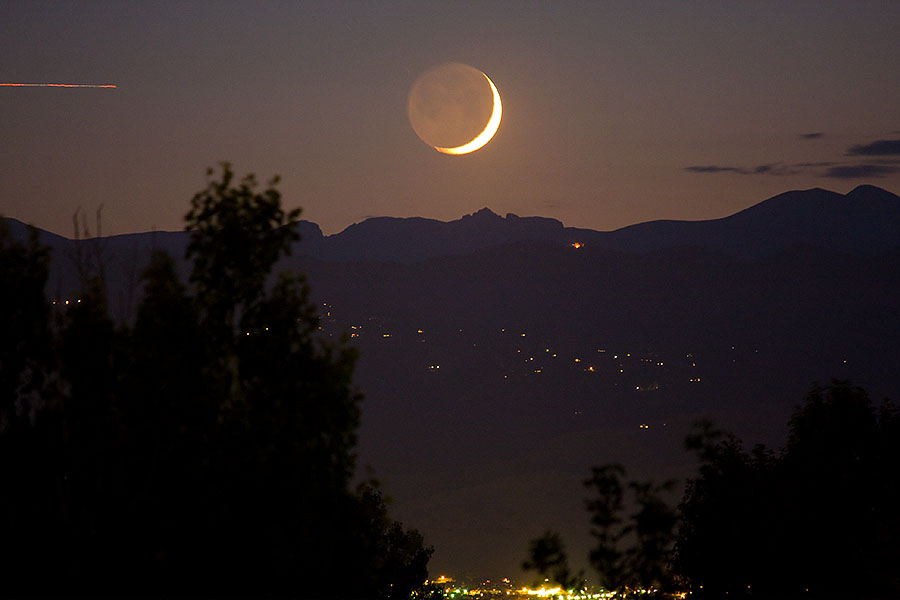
(523, 463, 678, 597)
(0, 165, 432, 597)
(521, 530, 582, 591)
(675, 381, 900, 599)
(526, 381, 899, 599)
(583, 464, 678, 596)
(0, 221, 51, 426)
(185, 165, 300, 342)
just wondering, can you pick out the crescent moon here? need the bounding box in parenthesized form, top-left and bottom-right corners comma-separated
(434, 73, 502, 155)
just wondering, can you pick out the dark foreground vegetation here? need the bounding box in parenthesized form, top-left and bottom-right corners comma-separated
(525, 381, 900, 599)
(0, 165, 431, 598)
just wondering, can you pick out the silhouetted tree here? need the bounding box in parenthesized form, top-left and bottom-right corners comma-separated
(524, 463, 678, 598)
(0, 222, 51, 422)
(583, 463, 628, 591)
(675, 381, 900, 599)
(0, 165, 432, 597)
(584, 464, 677, 597)
(529, 382, 900, 599)
(356, 482, 435, 599)
(0, 222, 56, 588)
(521, 531, 582, 590)
(781, 381, 899, 597)
(674, 421, 778, 597)
(624, 479, 679, 593)
(185, 164, 300, 345)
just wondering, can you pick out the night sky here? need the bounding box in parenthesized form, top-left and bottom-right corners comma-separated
(3, 1, 899, 239)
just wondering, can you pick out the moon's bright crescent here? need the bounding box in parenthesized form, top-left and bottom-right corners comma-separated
(434, 73, 502, 155)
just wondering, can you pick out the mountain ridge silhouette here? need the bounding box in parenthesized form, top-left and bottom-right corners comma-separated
(5, 185, 898, 267)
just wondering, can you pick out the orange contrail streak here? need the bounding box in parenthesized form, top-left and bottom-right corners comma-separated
(0, 83, 117, 88)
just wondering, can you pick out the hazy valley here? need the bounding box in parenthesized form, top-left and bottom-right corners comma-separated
(6, 184, 900, 579)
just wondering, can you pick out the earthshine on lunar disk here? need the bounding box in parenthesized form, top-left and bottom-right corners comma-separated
(407, 63, 501, 155)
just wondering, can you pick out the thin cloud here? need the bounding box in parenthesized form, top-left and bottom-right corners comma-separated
(821, 164, 898, 179)
(685, 165, 744, 173)
(687, 138, 900, 180)
(751, 163, 797, 175)
(685, 163, 795, 176)
(846, 139, 900, 156)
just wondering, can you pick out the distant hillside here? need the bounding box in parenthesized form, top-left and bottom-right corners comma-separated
(4, 184, 899, 319)
(592, 185, 900, 257)
(288, 237, 900, 581)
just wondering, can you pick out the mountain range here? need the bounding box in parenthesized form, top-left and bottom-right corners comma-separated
(315, 184, 900, 261)
(7, 184, 899, 269)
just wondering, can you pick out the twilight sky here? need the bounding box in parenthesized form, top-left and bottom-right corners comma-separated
(2, 1, 899, 238)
